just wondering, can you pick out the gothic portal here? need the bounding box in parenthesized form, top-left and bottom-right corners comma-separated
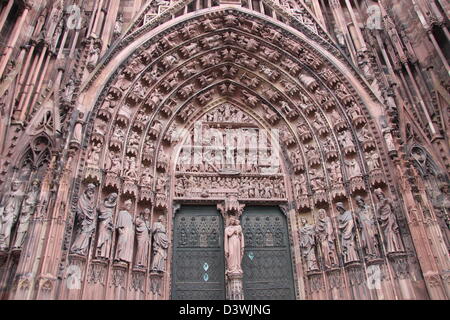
(0, 0, 449, 300)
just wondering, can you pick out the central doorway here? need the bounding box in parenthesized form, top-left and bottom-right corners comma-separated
(171, 206, 296, 300)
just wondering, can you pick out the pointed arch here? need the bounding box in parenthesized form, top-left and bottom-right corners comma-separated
(64, 6, 423, 301)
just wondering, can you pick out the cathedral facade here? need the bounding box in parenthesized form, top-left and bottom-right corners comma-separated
(0, 0, 448, 300)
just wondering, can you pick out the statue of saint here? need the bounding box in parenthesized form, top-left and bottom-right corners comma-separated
(366, 151, 381, 172)
(114, 200, 135, 264)
(345, 159, 362, 179)
(135, 209, 151, 268)
(374, 189, 405, 253)
(355, 196, 380, 259)
(64, 77, 75, 101)
(71, 184, 96, 255)
(113, 14, 123, 38)
(428, 181, 450, 248)
(13, 180, 40, 249)
(315, 209, 338, 269)
(96, 193, 118, 259)
(151, 216, 169, 273)
(336, 202, 359, 264)
(0, 181, 23, 251)
(299, 218, 319, 271)
(224, 217, 244, 274)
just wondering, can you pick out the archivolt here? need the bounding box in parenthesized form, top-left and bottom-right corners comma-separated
(77, 7, 391, 209)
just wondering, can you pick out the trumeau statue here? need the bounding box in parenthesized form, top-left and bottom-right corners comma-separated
(13, 180, 41, 249)
(374, 189, 405, 253)
(224, 216, 244, 275)
(71, 184, 97, 255)
(355, 196, 380, 259)
(315, 209, 338, 269)
(299, 218, 319, 271)
(151, 216, 169, 273)
(115, 200, 135, 264)
(135, 209, 151, 269)
(0, 181, 23, 251)
(336, 202, 359, 264)
(96, 193, 118, 259)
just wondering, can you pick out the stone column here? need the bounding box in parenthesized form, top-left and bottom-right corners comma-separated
(18, 44, 49, 122)
(0, 2, 31, 78)
(0, 0, 14, 32)
(344, 0, 367, 51)
(100, 0, 121, 55)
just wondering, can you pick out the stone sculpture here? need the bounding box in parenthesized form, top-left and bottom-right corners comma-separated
(96, 193, 118, 259)
(355, 196, 380, 259)
(13, 180, 40, 249)
(337, 202, 359, 264)
(71, 184, 97, 255)
(114, 200, 135, 264)
(224, 216, 244, 274)
(374, 189, 405, 253)
(151, 216, 169, 273)
(300, 217, 319, 271)
(135, 209, 151, 268)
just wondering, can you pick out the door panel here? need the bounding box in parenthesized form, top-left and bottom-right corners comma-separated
(172, 206, 225, 300)
(242, 206, 296, 300)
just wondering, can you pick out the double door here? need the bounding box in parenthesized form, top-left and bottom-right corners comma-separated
(171, 206, 295, 300)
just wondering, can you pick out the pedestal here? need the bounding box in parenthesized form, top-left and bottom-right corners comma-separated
(226, 271, 244, 300)
(150, 271, 164, 298)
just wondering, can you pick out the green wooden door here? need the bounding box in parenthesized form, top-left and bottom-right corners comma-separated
(172, 206, 226, 300)
(241, 206, 296, 300)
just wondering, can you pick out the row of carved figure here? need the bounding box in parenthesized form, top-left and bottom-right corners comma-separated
(293, 154, 381, 192)
(87, 17, 366, 156)
(70, 185, 169, 272)
(299, 190, 405, 271)
(88, 109, 375, 178)
(94, 91, 366, 156)
(0, 180, 41, 252)
(175, 175, 287, 199)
